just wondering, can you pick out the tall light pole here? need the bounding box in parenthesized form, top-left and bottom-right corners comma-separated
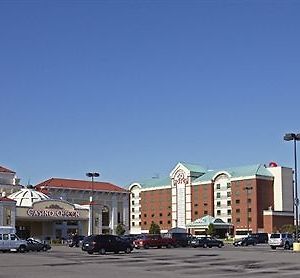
(86, 172, 100, 235)
(284, 133, 300, 242)
(244, 186, 253, 236)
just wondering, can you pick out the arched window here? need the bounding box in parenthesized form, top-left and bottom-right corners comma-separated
(102, 206, 109, 226)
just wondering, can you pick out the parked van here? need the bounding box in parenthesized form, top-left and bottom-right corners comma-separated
(0, 226, 27, 252)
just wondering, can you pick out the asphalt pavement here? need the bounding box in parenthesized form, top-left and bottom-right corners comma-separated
(1, 244, 300, 278)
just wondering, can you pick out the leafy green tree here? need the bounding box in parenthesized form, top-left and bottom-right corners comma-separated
(280, 224, 295, 234)
(207, 223, 216, 237)
(116, 223, 126, 236)
(149, 221, 161, 234)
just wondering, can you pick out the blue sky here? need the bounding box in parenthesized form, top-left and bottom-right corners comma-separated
(1, 1, 300, 187)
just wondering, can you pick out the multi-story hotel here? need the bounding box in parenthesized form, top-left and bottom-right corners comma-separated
(129, 162, 294, 236)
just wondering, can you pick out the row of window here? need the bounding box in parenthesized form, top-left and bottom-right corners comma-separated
(142, 212, 172, 218)
(132, 220, 171, 226)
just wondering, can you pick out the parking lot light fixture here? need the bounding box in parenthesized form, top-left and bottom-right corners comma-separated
(86, 172, 100, 235)
(284, 133, 300, 242)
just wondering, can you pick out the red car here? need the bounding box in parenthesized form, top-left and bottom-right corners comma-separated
(133, 234, 176, 249)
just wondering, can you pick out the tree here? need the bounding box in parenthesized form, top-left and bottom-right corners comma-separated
(207, 223, 216, 237)
(116, 223, 126, 236)
(280, 224, 295, 234)
(149, 221, 161, 234)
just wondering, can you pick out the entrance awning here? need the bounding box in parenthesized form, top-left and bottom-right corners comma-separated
(186, 215, 232, 229)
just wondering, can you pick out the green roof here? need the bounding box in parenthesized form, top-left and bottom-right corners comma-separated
(193, 164, 273, 183)
(135, 176, 171, 189)
(186, 215, 232, 228)
(180, 162, 207, 174)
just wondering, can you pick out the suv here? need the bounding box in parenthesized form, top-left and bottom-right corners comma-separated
(250, 233, 269, 244)
(82, 234, 133, 255)
(269, 233, 294, 250)
(0, 226, 27, 253)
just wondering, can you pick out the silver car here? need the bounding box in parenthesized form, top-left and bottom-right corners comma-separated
(268, 233, 294, 250)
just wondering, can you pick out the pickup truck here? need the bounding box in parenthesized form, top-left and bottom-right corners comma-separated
(133, 234, 176, 249)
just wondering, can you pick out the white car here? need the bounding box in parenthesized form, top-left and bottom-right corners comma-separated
(0, 226, 27, 252)
(268, 233, 294, 250)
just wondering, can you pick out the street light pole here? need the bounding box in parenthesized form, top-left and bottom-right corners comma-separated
(284, 133, 300, 242)
(86, 172, 100, 235)
(244, 186, 253, 236)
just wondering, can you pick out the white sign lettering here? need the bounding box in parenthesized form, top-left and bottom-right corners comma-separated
(27, 209, 80, 218)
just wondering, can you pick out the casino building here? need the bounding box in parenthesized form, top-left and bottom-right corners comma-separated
(129, 162, 294, 236)
(0, 165, 130, 240)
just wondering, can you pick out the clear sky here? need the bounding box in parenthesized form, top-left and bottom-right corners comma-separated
(1, 0, 300, 188)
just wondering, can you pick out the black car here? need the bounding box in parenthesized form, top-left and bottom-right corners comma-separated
(233, 236, 258, 247)
(26, 238, 51, 252)
(82, 234, 133, 255)
(68, 235, 86, 247)
(250, 233, 269, 244)
(190, 237, 224, 248)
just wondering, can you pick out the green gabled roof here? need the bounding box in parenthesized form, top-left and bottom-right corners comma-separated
(137, 176, 171, 189)
(180, 162, 207, 174)
(193, 164, 273, 183)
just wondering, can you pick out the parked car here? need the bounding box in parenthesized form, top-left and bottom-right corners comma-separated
(250, 233, 269, 244)
(0, 226, 27, 253)
(82, 234, 133, 255)
(268, 233, 294, 250)
(233, 236, 258, 247)
(133, 234, 176, 249)
(68, 235, 86, 247)
(190, 237, 224, 248)
(167, 233, 192, 247)
(26, 238, 51, 252)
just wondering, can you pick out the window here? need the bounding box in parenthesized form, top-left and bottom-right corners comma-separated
(151, 214, 155, 217)
(167, 220, 171, 224)
(227, 218, 232, 223)
(132, 193, 135, 198)
(159, 221, 163, 225)
(216, 184, 221, 190)
(144, 213, 147, 218)
(236, 199, 240, 204)
(194, 211, 198, 215)
(248, 208, 252, 212)
(159, 213, 163, 217)
(248, 198, 252, 204)
(139, 222, 141, 226)
(217, 201, 221, 207)
(194, 203, 198, 207)
(217, 210, 221, 216)
(227, 209, 231, 215)
(132, 215, 135, 219)
(167, 212, 171, 216)
(204, 203, 208, 206)
(236, 218, 240, 223)
(132, 208, 135, 212)
(227, 200, 231, 206)
(236, 208, 240, 214)
(132, 222, 135, 226)
(216, 192, 221, 198)
(204, 210, 208, 215)
(248, 217, 252, 223)
(131, 200, 134, 205)
(227, 183, 231, 189)
(139, 214, 141, 219)
(227, 192, 231, 197)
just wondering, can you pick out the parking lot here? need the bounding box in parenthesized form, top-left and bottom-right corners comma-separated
(1, 245, 300, 278)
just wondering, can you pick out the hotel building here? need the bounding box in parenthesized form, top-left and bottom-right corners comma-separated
(129, 162, 294, 236)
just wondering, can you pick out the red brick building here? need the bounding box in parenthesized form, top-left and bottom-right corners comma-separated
(129, 162, 294, 236)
